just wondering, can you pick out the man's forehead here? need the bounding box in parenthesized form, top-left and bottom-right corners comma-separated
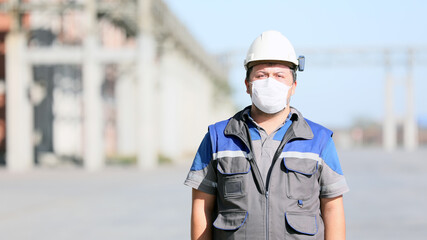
(252, 63, 291, 72)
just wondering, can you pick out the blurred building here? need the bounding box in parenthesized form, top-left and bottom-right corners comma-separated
(0, 0, 235, 171)
(333, 121, 427, 149)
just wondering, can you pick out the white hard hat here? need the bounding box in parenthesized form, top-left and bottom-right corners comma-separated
(244, 30, 300, 70)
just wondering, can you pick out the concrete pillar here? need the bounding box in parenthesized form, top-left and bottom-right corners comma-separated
(403, 49, 418, 151)
(157, 39, 178, 161)
(383, 51, 397, 151)
(82, 0, 104, 171)
(5, 31, 34, 172)
(116, 71, 137, 156)
(136, 0, 157, 169)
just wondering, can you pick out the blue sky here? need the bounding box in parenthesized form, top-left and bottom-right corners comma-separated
(163, 0, 427, 128)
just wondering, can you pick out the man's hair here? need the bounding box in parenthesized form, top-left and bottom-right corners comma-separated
(245, 66, 297, 83)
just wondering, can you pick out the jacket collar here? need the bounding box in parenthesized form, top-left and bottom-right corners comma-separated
(224, 106, 313, 141)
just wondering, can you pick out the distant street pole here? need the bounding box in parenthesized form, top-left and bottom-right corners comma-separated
(404, 49, 418, 151)
(383, 50, 397, 151)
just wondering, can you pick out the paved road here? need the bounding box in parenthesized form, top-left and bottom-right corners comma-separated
(0, 148, 426, 239)
(340, 148, 427, 240)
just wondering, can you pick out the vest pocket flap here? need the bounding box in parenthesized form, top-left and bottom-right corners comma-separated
(285, 212, 318, 235)
(217, 157, 251, 175)
(284, 157, 318, 175)
(213, 211, 248, 230)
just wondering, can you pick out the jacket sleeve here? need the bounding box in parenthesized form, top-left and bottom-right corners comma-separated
(184, 132, 217, 195)
(319, 137, 349, 198)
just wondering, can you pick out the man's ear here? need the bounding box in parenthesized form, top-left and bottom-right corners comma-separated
(290, 81, 297, 96)
(245, 79, 251, 94)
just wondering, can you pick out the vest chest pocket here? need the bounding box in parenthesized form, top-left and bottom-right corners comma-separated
(217, 157, 251, 199)
(285, 212, 319, 238)
(283, 156, 319, 200)
(213, 211, 248, 239)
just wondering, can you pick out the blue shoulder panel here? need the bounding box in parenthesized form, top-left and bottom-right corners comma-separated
(283, 118, 332, 155)
(190, 133, 213, 171)
(209, 119, 249, 153)
(320, 138, 344, 175)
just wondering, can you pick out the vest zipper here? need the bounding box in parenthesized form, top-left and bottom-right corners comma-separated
(266, 190, 269, 240)
(233, 127, 266, 195)
(229, 122, 296, 240)
(264, 126, 296, 240)
(237, 126, 268, 239)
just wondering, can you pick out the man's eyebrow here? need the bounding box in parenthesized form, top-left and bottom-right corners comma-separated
(275, 70, 291, 74)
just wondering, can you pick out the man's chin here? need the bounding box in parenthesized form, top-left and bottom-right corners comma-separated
(252, 105, 287, 115)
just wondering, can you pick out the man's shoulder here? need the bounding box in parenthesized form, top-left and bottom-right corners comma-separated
(304, 118, 331, 132)
(302, 117, 333, 142)
(209, 118, 231, 131)
(209, 107, 249, 131)
(290, 107, 332, 135)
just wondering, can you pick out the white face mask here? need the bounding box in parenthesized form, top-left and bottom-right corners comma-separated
(251, 78, 291, 114)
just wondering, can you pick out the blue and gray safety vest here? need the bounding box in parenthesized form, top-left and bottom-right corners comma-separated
(185, 107, 349, 240)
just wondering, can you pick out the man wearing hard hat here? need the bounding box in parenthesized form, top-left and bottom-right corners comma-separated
(185, 30, 349, 240)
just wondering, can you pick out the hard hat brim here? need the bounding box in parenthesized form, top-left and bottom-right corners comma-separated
(245, 60, 297, 70)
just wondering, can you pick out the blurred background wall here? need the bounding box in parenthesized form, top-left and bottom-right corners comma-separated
(0, 0, 235, 171)
(0, 0, 426, 172)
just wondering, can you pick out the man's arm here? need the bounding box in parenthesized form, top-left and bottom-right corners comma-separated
(191, 188, 216, 240)
(320, 195, 346, 240)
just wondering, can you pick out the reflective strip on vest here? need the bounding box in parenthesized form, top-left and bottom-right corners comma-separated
(213, 150, 250, 160)
(280, 151, 323, 165)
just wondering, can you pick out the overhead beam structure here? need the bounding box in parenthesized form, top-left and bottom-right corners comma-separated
(1, 0, 226, 171)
